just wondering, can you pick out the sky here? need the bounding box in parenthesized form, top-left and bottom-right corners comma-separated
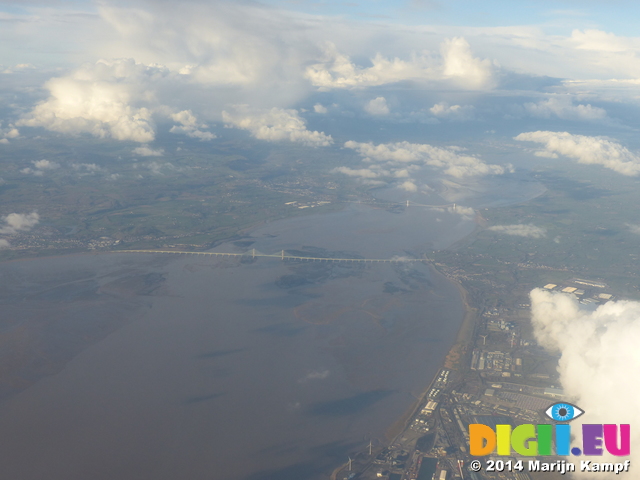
(3, 0, 640, 190)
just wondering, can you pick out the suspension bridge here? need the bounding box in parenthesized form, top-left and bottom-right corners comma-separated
(116, 249, 426, 264)
(346, 200, 458, 209)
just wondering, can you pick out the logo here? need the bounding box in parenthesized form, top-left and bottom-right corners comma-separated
(469, 403, 630, 457)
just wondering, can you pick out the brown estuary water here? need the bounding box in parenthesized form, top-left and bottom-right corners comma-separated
(0, 175, 544, 480)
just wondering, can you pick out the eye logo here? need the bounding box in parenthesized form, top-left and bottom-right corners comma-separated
(545, 402, 584, 422)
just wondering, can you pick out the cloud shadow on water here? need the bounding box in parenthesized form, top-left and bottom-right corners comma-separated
(306, 389, 394, 416)
(244, 440, 361, 480)
(183, 393, 225, 405)
(253, 322, 308, 337)
(194, 348, 245, 359)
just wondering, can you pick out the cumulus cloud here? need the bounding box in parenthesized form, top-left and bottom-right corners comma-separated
(487, 224, 547, 238)
(441, 37, 497, 90)
(0, 239, 10, 249)
(33, 159, 59, 170)
(222, 106, 333, 147)
(515, 131, 640, 176)
(133, 145, 164, 157)
(530, 289, 635, 475)
(146, 161, 180, 175)
(398, 180, 418, 192)
(331, 166, 383, 179)
(2, 63, 35, 75)
(364, 97, 390, 116)
(16, 60, 212, 145)
(430, 102, 475, 120)
(21, 159, 60, 176)
(0, 123, 19, 143)
(72, 163, 104, 174)
(305, 37, 496, 90)
(169, 110, 215, 141)
(18, 59, 159, 143)
(448, 205, 475, 219)
(0, 212, 40, 235)
(313, 104, 328, 114)
(524, 96, 607, 121)
(626, 224, 640, 235)
(343, 140, 509, 178)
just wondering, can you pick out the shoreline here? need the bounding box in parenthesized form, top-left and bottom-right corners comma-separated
(386, 263, 476, 441)
(330, 261, 478, 479)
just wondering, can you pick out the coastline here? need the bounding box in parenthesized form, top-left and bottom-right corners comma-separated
(386, 263, 476, 441)
(330, 260, 478, 480)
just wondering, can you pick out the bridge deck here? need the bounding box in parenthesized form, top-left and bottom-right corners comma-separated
(115, 250, 423, 263)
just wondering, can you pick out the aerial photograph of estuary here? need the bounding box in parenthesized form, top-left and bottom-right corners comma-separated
(0, 1, 639, 480)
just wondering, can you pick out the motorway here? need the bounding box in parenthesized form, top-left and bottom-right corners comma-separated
(115, 249, 425, 264)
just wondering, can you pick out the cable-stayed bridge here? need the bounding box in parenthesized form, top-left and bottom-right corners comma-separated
(116, 249, 425, 264)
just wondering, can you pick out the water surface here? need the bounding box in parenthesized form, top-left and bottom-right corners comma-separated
(0, 187, 537, 479)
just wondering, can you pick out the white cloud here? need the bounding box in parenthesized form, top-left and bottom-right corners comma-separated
(343, 140, 509, 178)
(21, 159, 60, 176)
(299, 369, 330, 382)
(0, 123, 19, 143)
(133, 145, 165, 157)
(0, 212, 39, 235)
(398, 180, 418, 192)
(530, 289, 637, 473)
(430, 102, 475, 120)
(331, 166, 382, 179)
(222, 106, 333, 147)
(2, 64, 35, 74)
(524, 96, 607, 121)
(447, 205, 475, 219)
(146, 161, 178, 175)
(313, 104, 327, 114)
(626, 224, 640, 235)
(487, 224, 547, 238)
(0, 239, 10, 249)
(305, 37, 496, 90)
(33, 159, 59, 170)
(364, 96, 390, 116)
(99, 2, 311, 93)
(169, 110, 215, 141)
(72, 163, 104, 175)
(441, 37, 497, 90)
(515, 131, 640, 176)
(570, 29, 634, 53)
(18, 59, 158, 143)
